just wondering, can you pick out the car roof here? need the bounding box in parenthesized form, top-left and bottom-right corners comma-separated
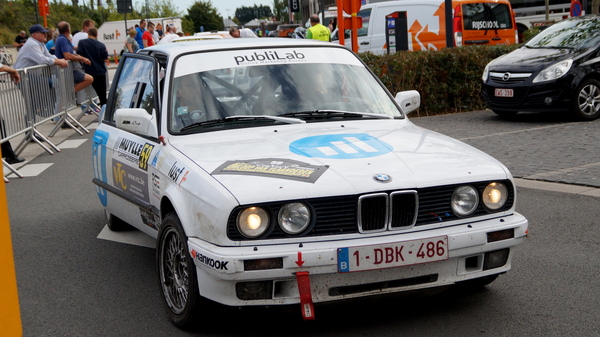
(141, 38, 347, 57)
(172, 35, 224, 43)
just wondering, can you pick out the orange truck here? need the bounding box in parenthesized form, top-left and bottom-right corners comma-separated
(333, 0, 517, 54)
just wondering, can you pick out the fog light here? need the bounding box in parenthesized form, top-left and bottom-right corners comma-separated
(544, 97, 553, 104)
(244, 258, 283, 271)
(483, 248, 510, 270)
(236, 281, 273, 300)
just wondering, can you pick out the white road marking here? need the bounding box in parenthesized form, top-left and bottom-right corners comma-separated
(5, 163, 53, 178)
(344, 137, 378, 152)
(97, 225, 155, 248)
(58, 139, 87, 149)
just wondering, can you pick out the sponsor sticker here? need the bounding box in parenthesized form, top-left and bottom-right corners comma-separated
(212, 158, 328, 183)
(112, 159, 149, 202)
(290, 133, 393, 159)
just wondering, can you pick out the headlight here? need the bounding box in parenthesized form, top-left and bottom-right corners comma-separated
(278, 203, 311, 235)
(451, 185, 479, 217)
(482, 182, 508, 211)
(482, 62, 491, 82)
(237, 207, 269, 238)
(532, 59, 573, 83)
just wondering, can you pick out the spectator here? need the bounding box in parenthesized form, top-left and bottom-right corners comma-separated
(157, 25, 178, 44)
(306, 14, 331, 41)
(229, 27, 258, 38)
(156, 23, 164, 40)
(142, 22, 156, 48)
(14, 31, 28, 52)
(77, 27, 108, 107)
(124, 28, 140, 53)
(14, 24, 68, 136)
(55, 21, 94, 94)
(72, 19, 95, 50)
(0, 62, 24, 164)
(135, 19, 146, 49)
(46, 30, 59, 55)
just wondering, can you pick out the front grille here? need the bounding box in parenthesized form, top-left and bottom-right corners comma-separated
(227, 180, 514, 240)
(489, 72, 532, 85)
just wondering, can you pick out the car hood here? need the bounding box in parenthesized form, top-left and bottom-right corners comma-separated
(489, 46, 588, 72)
(169, 120, 509, 205)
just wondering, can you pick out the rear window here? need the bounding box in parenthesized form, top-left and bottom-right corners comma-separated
(462, 3, 513, 30)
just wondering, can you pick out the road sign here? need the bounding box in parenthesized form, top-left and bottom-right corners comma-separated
(0, 168, 22, 336)
(570, 0, 582, 17)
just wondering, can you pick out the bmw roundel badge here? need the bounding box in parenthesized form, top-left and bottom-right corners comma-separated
(373, 173, 392, 183)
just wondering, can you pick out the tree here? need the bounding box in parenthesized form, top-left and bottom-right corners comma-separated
(235, 5, 272, 25)
(184, 0, 222, 33)
(273, 0, 288, 23)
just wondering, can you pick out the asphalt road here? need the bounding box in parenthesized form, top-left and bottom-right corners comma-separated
(4, 110, 600, 336)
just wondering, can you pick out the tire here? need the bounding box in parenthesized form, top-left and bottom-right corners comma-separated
(457, 274, 499, 289)
(492, 109, 518, 117)
(157, 212, 203, 328)
(572, 79, 600, 121)
(105, 210, 134, 231)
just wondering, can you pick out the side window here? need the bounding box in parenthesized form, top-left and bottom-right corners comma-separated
(106, 57, 155, 122)
(358, 9, 371, 37)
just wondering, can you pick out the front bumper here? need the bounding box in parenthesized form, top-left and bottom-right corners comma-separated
(188, 212, 528, 306)
(482, 77, 573, 113)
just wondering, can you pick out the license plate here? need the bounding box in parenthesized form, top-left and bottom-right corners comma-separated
(495, 88, 514, 97)
(337, 236, 448, 273)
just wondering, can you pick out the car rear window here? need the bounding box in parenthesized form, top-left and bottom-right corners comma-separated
(462, 3, 513, 30)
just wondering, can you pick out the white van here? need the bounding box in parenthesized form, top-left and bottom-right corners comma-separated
(97, 17, 182, 55)
(333, 0, 517, 54)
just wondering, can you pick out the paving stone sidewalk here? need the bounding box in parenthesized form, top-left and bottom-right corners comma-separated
(410, 110, 600, 188)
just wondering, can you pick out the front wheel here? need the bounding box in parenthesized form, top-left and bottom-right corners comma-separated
(572, 79, 600, 121)
(157, 213, 203, 328)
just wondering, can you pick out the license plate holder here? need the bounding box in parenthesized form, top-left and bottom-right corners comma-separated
(495, 88, 514, 97)
(337, 236, 448, 273)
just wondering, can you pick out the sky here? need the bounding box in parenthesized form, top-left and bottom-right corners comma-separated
(177, 0, 264, 19)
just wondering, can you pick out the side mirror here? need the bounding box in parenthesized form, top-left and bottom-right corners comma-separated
(115, 108, 158, 138)
(395, 90, 420, 115)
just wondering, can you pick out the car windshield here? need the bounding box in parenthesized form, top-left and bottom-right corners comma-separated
(525, 17, 600, 49)
(169, 47, 402, 134)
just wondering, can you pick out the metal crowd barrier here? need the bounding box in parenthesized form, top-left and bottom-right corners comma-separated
(1, 61, 103, 181)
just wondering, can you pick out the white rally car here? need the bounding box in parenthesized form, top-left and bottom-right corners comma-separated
(92, 38, 528, 327)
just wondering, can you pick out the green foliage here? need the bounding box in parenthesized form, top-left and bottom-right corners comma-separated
(0, 0, 181, 44)
(235, 5, 273, 25)
(359, 44, 519, 116)
(184, 0, 223, 33)
(272, 0, 288, 23)
(523, 28, 541, 42)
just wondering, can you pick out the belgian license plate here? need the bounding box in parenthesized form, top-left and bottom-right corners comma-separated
(495, 88, 514, 97)
(337, 236, 448, 273)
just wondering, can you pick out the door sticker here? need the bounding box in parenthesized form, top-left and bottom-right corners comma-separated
(289, 133, 392, 159)
(92, 130, 110, 207)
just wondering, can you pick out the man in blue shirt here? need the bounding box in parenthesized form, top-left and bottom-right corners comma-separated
(54, 21, 93, 93)
(135, 19, 147, 49)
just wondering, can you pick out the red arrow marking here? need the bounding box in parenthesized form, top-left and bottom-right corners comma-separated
(296, 252, 305, 267)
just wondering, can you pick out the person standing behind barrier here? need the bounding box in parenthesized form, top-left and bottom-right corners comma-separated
(72, 19, 95, 50)
(13, 31, 27, 52)
(157, 25, 178, 44)
(14, 25, 68, 70)
(142, 22, 156, 48)
(77, 28, 108, 107)
(0, 63, 24, 164)
(125, 29, 140, 53)
(54, 21, 93, 94)
(306, 15, 331, 42)
(229, 27, 258, 38)
(135, 19, 147, 49)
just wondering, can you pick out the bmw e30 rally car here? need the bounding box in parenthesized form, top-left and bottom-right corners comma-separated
(92, 38, 528, 328)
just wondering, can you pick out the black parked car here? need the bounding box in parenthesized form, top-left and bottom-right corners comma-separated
(482, 15, 600, 120)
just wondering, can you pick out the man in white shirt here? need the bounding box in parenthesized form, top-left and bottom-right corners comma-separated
(157, 25, 179, 44)
(72, 19, 95, 50)
(229, 27, 258, 38)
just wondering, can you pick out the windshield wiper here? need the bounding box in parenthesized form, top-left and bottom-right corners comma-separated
(179, 115, 304, 132)
(279, 110, 394, 120)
